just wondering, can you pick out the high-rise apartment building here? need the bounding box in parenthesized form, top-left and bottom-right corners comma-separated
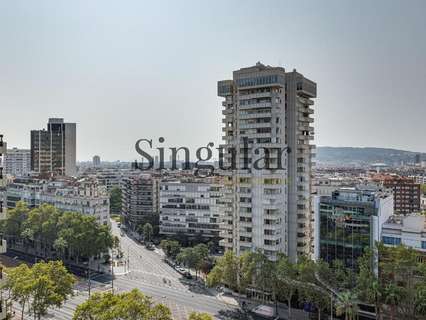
(373, 175, 421, 214)
(93, 155, 101, 167)
(121, 173, 160, 230)
(4, 148, 31, 177)
(31, 118, 76, 177)
(217, 62, 316, 260)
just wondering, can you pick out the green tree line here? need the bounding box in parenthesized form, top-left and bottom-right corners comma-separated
(160, 240, 214, 278)
(206, 245, 426, 320)
(0, 202, 114, 264)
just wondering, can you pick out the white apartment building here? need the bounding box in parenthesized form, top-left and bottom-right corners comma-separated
(4, 148, 31, 177)
(382, 214, 426, 254)
(218, 63, 316, 261)
(6, 177, 110, 225)
(159, 178, 223, 241)
(81, 167, 133, 191)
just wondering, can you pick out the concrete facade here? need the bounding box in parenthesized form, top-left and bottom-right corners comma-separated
(31, 118, 77, 177)
(217, 63, 316, 261)
(159, 178, 223, 241)
(4, 148, 31, 177)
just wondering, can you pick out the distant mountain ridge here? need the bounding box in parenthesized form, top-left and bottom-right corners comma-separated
(316, 146, 425, 165)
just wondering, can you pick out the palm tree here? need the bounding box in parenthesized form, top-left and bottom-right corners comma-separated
(384, 283, 402, 320)
(336, 291, 359, 320)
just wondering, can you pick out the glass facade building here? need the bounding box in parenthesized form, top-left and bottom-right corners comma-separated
(315, 187, 393, 270)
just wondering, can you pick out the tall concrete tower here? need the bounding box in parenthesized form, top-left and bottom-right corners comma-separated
(31, 118, 77, 177)
(218, 63, 316, 261)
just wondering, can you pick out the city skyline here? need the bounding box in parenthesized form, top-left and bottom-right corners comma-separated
(1, 0, 426, 161)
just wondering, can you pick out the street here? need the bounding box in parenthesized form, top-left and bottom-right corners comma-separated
(11, 220, 237, 320)
(109, 221, 236, 319)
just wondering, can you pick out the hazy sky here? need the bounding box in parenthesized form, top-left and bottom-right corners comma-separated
(1, 0, 425, 161)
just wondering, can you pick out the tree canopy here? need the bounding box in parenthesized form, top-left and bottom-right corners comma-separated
(109, 187, 122, 215)
(1, 202, 114, 263)
(73, 289, 172, 320)
(4, 261, 75, 320)
(207, 245, 426, 320)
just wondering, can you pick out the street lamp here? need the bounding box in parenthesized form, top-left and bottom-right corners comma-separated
(111, 248, 115, 293)
(87, 257, 92, 297)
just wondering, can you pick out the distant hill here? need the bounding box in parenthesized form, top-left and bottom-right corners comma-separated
(316, 147, 425, 166)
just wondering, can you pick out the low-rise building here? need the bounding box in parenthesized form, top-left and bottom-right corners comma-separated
(314, 186, 393, 270)
(381, 214, 426, 255)
(159, 177, 223, 242)
(312, 176, 357, 196)
(80, 168, 133, 191)
(6, 177, 110, 225)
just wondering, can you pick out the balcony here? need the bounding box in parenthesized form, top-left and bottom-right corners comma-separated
(239, 111, 272, 120)
(239, 102, 272, 110)
(239, 122, 271, 129)
(240, 91, 273, 100)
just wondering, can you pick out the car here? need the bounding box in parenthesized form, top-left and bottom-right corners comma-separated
(183, 272, 193, 279)
(145, 243, 155, 250)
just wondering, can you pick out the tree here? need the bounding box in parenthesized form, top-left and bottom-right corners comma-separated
(335, 291, 359, 320)
(176, 244, 209, 279)
(356, 243, 426, 320)
(4, 261, 75, 320)
(177, 248, 197, 270)
(160, 240, 181, 260)
(2, 204, 114, 264)
(206, 251, 259, 293)
(73, 289, 172, 320)
(30, 261, 76, 319)
(193, 244, 209, 278)
(109, 187, 122, 215)
(1, 201, 30, 245)
(3, 264, 33, 320)
(142, 223, 153, 243)
(356, 248, 384, 319)
(188, 312, 213, 320)
(275, 254, 298, 319)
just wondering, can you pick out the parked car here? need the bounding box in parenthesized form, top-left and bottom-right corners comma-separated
(146, 243, 155, 250)
(176, 266, 186, 273)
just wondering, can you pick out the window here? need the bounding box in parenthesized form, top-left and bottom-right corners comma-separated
(382, 236, 401, 245)
(422, 241, 426, 249)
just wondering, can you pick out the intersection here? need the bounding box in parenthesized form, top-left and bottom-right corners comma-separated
(12, 220, 236, 320)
